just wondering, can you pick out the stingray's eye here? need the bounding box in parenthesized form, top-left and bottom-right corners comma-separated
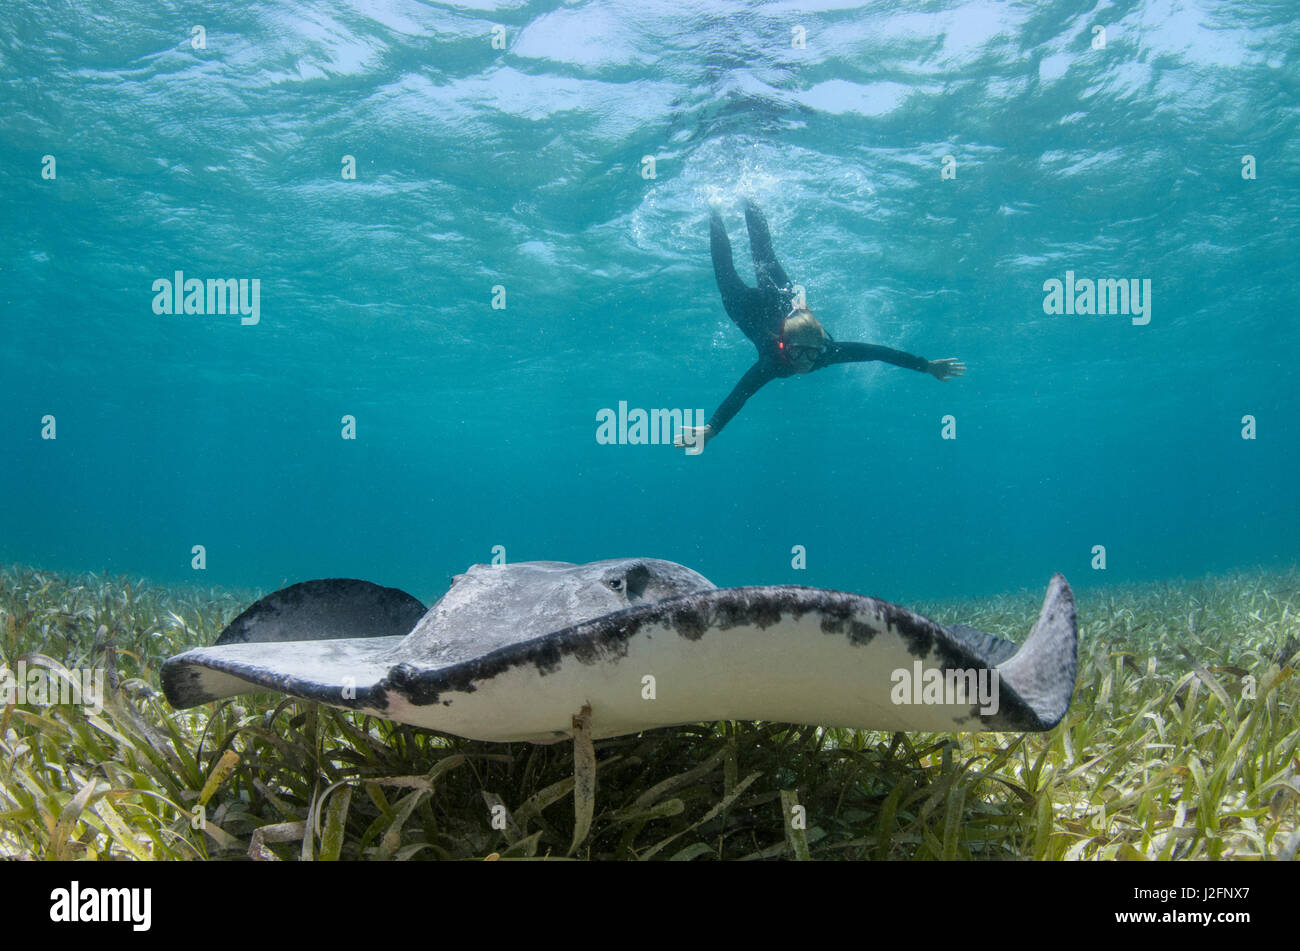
(606, 578, 623, 591)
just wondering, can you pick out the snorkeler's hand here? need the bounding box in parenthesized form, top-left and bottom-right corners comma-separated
(927, 358, 965, 381)
(675, 424, 714, 454)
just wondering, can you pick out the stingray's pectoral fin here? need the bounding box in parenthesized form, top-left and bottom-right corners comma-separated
(160, 578, 427, 709)
(160, 636, 405, 709)
(995, 574, 1078, 731)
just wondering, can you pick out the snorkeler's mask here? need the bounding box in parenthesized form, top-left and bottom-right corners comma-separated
(778, 319, 828, 364)
(779, 338, 824, 363)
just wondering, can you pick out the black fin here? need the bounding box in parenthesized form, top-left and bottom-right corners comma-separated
(215, 578, 426, 645)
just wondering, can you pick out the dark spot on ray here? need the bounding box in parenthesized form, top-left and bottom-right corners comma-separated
(532, 641, 564, 676)
(844, 620, 876, 645)
(711, 598, 749, 630)
(386, 662, 442, 705)
(572, 628, 632, 665)
(744, 594, 784, 630)
(818, 608, 850, 633)
(669, 603, 710, 641)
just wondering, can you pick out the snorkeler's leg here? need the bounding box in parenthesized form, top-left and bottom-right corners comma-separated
(743, 200, 791, 291)
(711, 210, 750, 324)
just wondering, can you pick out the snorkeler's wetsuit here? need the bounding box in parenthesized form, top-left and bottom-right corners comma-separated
(707, 201, 931, 436)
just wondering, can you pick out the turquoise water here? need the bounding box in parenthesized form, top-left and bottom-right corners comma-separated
(2, 1, 1296, 604)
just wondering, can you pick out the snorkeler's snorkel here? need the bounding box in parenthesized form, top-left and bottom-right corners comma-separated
(777, 303, 798, 364)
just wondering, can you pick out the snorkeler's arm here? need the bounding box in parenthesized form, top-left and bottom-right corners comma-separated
(706, 361, 776, 435)
(677, 361, 776, 449)
(822, 343, 965, 380)
(819, 342, 928, 372)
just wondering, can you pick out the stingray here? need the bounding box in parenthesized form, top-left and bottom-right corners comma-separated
(162, 558, 1078, 742)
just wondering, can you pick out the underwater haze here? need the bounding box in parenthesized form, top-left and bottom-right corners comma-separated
(2, 0, 1297, 604)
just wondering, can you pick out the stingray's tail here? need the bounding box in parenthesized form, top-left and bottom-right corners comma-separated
(996, 575, 1078, 730)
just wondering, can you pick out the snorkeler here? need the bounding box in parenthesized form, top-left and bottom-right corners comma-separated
(676, 200, 964, 451)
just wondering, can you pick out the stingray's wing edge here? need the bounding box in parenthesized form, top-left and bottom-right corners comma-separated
(995, 574, 1078, 730)
(160, 636, 405, 709)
